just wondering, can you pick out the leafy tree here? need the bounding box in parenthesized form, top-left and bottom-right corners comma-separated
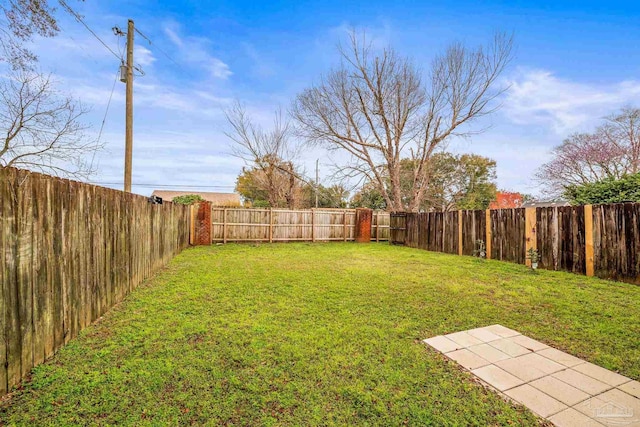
(300, 183, 349, 208)
(349, 152, 497, 211)
(172, 194, 204, 205)
(564, 173, 640, 205)
(424, 153, 497, 211)
(235, 167, 271, 206)
(235, 164, 304, 208)
(350, 182, 387, 210)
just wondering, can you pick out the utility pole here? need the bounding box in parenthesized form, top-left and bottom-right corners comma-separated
(315, 159, 319, 208)
(124, 19, 134, 193)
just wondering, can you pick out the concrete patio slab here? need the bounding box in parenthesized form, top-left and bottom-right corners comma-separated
(573, 362, 631, 387)
(619, 381, 640, 399)
(444, 331, 483, 347)
(467, 327, 503, 343)
(446, 349, 491, 370)
(552, 369, 612, 395)
(548, 408, 605, 427)
(423, 325, 640, 427)
(488, 337, 533, 357)
(485, 324, 520, 338)
(530, 376, 590, 406)
(467, 343, 511, 363)
(536, 347, 584, 368)
(495, 353, 564, 382)
(471, 364, 524, 391)
(573, 389, 640, 425)
(505, 384, 568, 417)
(510, 334, 549, 352)
(422, 335, 461, 353)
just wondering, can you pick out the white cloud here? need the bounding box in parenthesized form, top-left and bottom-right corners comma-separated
(162, 21, 232, 80)
(503, 69, 640, 134)
(135, 46, 156, 67)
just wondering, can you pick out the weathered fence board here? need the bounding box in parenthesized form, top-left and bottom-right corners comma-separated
(399, 211, 459, 254)
(461, 210, 486, 256)
(210, 208, 389, 243)
(491, 208, 526, 264)
(593, 203, 640, 283)
(392, 203, 640, 284)
(536, 206, 586, 274)
(390, 213, 406, 245)
(0, 168, 190, 395)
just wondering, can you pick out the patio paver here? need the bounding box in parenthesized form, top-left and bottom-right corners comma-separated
(423, 325, 640, 427)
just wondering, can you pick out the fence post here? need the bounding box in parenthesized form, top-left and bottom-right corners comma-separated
(458, 210, 463, 256)
(311, 208, 316, 243)
(525, 207, 537, 267)
(375, 211, 379, 242)
(269, 208, 273, 243)
(355, 208, 372, 243)
(192, 202, 213, 245)
(222, 208, 227, 244)
(343, 210, 348, 242)
(584, 204, 594, 277)
(485, 209, 492, 259)
(189, 204, 195, 245)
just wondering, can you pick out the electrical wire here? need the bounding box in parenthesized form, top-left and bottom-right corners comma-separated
(59, 0, 122, 61)
(89, 182, 236, 189)
(97, 68, 120, 143)
(134, 27, 182, 69)
(88, 67, 120, 172)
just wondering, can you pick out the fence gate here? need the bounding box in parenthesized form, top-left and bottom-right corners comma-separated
(389, 212, 407, 245)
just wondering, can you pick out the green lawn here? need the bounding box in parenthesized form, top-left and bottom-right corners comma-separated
(2, 243, 639, 426)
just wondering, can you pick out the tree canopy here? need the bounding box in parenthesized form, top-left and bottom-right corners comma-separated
(564, 173, 640, 205)
(349, 152, 497, 211)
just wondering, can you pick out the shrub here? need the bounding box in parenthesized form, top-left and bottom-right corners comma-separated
(172, 194, 205, 205)
(564, 173, 640, 205)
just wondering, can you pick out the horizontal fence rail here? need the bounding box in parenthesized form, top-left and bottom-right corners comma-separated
(0, 167, 191, 395)
(390, 204, 640, 285)
(210, 208, 390, 243)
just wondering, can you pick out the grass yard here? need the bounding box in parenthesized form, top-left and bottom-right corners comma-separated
(2, 243, 639, 426)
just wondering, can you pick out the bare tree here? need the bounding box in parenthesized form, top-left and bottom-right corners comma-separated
(292, 31, 513, 212)
(0, 68, 97, 177)
(602, 107, 640, 173)
(536, 107, 640, 194)
(225, 101, 306, 208)
(1, 0, 57, 69)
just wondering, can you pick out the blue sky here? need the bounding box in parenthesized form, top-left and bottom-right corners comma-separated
(28, 0, 640, 196)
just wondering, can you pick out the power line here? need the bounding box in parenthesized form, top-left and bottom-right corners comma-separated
(59, 0, 122, 61)
(134, 27, 182, 69)
(89, 66, 120, 172)
(97, 67, 120, 143)
(88, 182, 236, 189)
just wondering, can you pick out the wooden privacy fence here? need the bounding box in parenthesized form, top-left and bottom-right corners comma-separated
(204, 207, 390, 243)
(0, 168, 191, 395)
(390, 204, 640, 284)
